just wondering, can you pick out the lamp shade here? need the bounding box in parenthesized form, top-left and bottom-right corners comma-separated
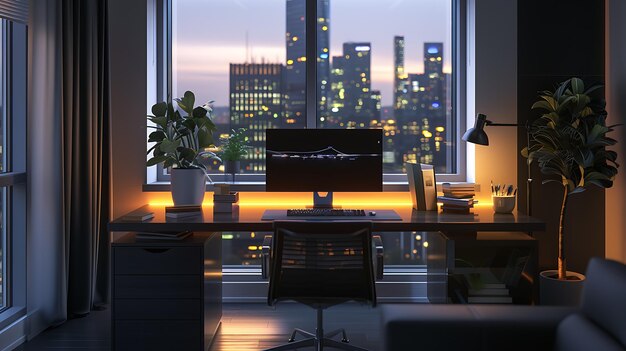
(462, 113, 489, 146)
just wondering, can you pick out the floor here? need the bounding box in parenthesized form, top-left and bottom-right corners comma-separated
(15, 303, 383, 351)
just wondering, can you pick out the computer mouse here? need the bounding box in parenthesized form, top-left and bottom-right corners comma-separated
(369, 211, 376, 216)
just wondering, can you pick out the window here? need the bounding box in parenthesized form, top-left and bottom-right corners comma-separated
(149, 0, 465, 301)
(150, 0, 464, 183)
(0, 17, 27, 314)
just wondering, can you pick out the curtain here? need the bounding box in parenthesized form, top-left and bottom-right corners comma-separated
(28, 0, 110, 329)
(61, 0, 110, 317)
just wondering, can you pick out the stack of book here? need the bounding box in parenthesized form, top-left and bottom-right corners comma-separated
(439, 183, 476, 213)
(442, 182, 475, 198)
(449, 268, 513, 304)
(136, 230, 192, 241)
(121, 207, 154, 222)
(214, 185, 239, 213)
(165, 205, 203, 219)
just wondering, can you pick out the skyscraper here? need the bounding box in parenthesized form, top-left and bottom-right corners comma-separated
(229, 63, 284, 172)
(317, 0, 331, 121)
(285, 0, 331, 127)
(285, 0, 306, 128)
(393, 36, 408, 111)
(328, 42, 376, 128)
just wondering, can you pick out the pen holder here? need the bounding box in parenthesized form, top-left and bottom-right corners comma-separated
(493, 195, 516, 214)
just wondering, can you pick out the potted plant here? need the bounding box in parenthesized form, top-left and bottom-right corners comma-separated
(147, 91, 221, 206)
(522, 77, 619, 305)
(218, 128, 250, 183)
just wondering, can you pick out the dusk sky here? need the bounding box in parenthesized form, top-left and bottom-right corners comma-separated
(172, 0, 452, 107)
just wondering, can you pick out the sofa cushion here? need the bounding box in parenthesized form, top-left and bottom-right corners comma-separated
(382, 304, 481, 351)
(381, 304, 574, 351)
(556, 313, 624, 351)
(468, 305, 574, 351)
(581, 258, 626, 348)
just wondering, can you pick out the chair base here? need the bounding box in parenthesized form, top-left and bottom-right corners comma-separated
(264, 308, 370, 351)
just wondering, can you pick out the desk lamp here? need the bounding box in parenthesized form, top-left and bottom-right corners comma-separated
(463, 113, 533, 216)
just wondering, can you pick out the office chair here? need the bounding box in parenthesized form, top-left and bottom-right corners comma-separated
(265, 221, 377, 351)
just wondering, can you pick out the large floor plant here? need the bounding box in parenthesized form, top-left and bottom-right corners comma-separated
(523, 78, 619, 280)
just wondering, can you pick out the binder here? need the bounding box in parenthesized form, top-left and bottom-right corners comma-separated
(406, 162, 438, 211)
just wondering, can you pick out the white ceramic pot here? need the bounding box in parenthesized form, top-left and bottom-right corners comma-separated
(539, 270, 585, 306)
(171, 168, 206, 206)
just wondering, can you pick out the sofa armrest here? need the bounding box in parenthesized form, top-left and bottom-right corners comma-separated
(382, 304, 577, 351)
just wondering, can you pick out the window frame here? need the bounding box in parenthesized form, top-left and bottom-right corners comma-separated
(147, 0, 467, 187)
(0, 18, 28, 326)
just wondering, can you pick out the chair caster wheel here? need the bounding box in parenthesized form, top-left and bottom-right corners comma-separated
(341, 338, 349, 343)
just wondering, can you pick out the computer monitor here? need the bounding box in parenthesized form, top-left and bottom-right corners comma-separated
(266, 129, 382, 207)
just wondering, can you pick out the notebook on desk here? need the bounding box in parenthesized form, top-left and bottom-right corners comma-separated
(261, 209, 402, 221)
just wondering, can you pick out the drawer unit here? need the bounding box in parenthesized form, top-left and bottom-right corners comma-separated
(112, 232, 222, 351)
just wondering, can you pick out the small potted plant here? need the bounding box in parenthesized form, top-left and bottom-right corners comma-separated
(218, 128, 250, 183)
(147, 91, 221, 206)
(523, 77, 619, 305)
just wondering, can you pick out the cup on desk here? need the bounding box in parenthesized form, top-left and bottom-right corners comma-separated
(493, 195, 516, 214)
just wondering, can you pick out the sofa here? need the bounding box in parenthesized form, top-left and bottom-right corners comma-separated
(381, 258, 626, 351)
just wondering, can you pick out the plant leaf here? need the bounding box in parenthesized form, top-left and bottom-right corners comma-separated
(147, 155, 168, 167)
(151, 102, 167, 117)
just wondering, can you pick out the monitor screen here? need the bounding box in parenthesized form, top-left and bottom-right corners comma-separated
(266, 129, 383, 192)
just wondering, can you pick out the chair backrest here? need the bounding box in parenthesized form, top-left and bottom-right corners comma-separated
(580, 257, 626, 347)
(268, 221, 376, 309)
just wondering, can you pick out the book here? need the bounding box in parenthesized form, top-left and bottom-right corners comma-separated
(165, 205, 202, 213)
(406, 162, 437, 211)
(135, 230, 192, 240)
(438, 196, 474, 206)
(213, 192, 239, 203)
(440, 206, 472, 214)
(467, 296, 513, 304)
(165, 211, 202, 219)
(442, 182, 475, 190)
(214, 201, 236, 213)
(121, 208, 154, 221)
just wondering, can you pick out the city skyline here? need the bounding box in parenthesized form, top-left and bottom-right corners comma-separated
(172, 0, 452, 106)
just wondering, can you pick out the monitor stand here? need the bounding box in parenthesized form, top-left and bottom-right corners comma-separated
(307, 192, 341, 209)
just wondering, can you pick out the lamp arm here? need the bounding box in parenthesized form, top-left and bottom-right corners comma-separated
(485, 121, 521, 127)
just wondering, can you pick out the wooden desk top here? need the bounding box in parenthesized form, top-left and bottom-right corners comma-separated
(109, 204, 545, 233)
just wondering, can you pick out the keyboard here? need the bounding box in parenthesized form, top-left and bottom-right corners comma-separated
(287, 209, 367, 217)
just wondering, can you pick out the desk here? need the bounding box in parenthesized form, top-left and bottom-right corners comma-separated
(110, 205, 544, 305)
(109, 204, 545, 233)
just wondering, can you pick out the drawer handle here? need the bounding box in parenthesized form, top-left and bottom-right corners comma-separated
(143, 248, 170, 254)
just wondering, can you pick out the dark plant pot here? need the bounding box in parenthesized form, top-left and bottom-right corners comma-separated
(224, 160, 240, 183)
(170, 168, 206, 206)
(539, 270, 585, 306)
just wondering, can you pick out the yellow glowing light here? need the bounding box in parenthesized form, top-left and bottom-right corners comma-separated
(436, 126, 445, 132)
(287, 59, 294, 65)
(248, 245, 258, 251)
(422, 130, 433, 138)
(323, 48, 328, 53)
(292, 36, 298, 41)
(423, 242, 429, 248)
(300, 56, 307, 62)
(322, 25, 328, 31)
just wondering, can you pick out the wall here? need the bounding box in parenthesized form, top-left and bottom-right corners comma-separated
(109, 0, 149, 218)
(517, 0, 606, 272)
(605, 0, 626, 263)
(468, 0, 518, 202)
